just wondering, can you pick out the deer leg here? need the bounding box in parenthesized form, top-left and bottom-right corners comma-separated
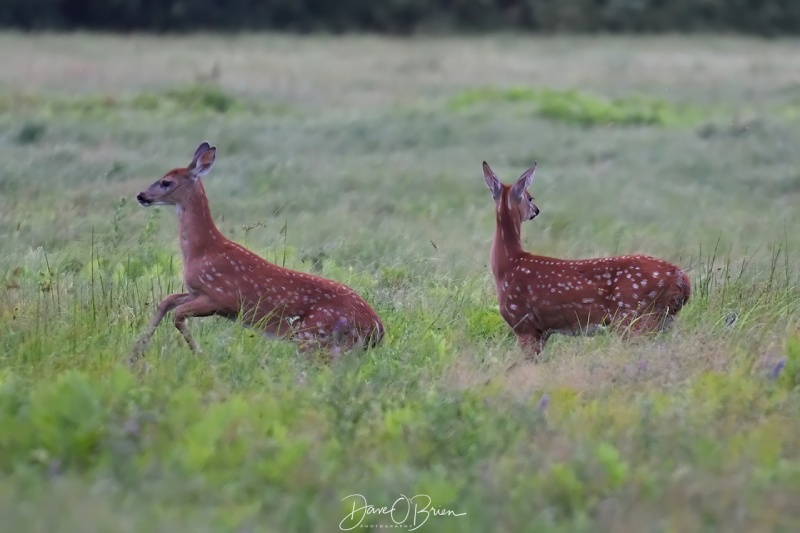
(504, 331, 545, 373)
(293, 331, 345, 361)
(632, 311, 677, 337)
(659, 312, 676, 333)
(133, 292, 192, 358)
(290, 314, 351, 358)
(172, 295, 220, 354)
(517, 331, 546, 360)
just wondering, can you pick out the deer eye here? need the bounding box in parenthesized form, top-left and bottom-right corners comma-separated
(160, 180, 171, 189)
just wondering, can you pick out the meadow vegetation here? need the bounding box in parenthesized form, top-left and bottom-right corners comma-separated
(1, 34, 800, 531)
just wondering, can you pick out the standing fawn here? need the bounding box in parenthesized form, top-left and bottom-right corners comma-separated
(482, 161, 690, 359)
(133, 141, 384, 357)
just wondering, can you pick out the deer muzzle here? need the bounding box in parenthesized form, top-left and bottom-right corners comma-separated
(136, 192, 153, 206)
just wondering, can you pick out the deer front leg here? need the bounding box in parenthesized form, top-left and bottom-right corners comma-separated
(506, 330, 546, 373)
(172, 294, 220, 354)
(133, 292, 192, 358)
(517, 331, 547, 361)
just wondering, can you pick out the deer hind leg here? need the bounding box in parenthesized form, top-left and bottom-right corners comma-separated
(334, 318, 385, 353)
(133, 292, 192, 358)
(292, 313, 383, 361)
(612, 308, 669, 339)
(171, 294, 220, 354)
(292, 317, 354, 360)
(292, 334, 345, 364)
(294, 333, 328, 354)
(330, 317, 386, 355)
(633, 312, 671, 335)
(659, 311, 677, 333)
(298, 333, 358, 359)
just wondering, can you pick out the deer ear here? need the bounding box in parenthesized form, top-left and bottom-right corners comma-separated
(189, 142, 216, 178)
(483, 161, 502, 201)
(511, 161, 537, 200)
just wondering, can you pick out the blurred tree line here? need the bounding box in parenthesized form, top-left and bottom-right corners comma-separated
(3, 0, 800, 35)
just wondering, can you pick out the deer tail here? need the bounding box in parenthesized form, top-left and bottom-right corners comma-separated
(669, 267, 692, 314)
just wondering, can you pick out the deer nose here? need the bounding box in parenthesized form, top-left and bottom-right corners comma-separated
(531, 207, 540, 219)
(136, 192, 150, 205)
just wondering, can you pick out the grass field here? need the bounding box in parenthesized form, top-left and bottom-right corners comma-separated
(1, 33, 800, 532)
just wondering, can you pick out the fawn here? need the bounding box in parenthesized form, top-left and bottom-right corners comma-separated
(482, 160, 691, 358)
(133, 141, 384, 357)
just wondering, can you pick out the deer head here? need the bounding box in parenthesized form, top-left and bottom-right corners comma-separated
(137, 142, 217, 208)
(483, 160, 540, 223)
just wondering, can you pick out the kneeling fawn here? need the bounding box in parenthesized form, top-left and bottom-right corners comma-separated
(482, 161, 690, 358)
(133, 142, 384, 357)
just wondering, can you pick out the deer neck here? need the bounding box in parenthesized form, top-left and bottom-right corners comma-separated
(175, 181, 225, 262)
(490, 192, 524, 280)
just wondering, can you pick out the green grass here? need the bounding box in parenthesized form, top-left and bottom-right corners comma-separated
(448, 86, 706, 126)
(0, 83, 290, 119)
(1, 34, 800, 532)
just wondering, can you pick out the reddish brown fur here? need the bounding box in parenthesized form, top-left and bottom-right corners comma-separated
(133, 142, 384, 358)
(483, 161, 690, 359)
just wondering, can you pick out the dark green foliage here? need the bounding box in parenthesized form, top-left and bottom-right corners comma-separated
(1, 0, 800, 35)
(13, 121, 46, 145)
